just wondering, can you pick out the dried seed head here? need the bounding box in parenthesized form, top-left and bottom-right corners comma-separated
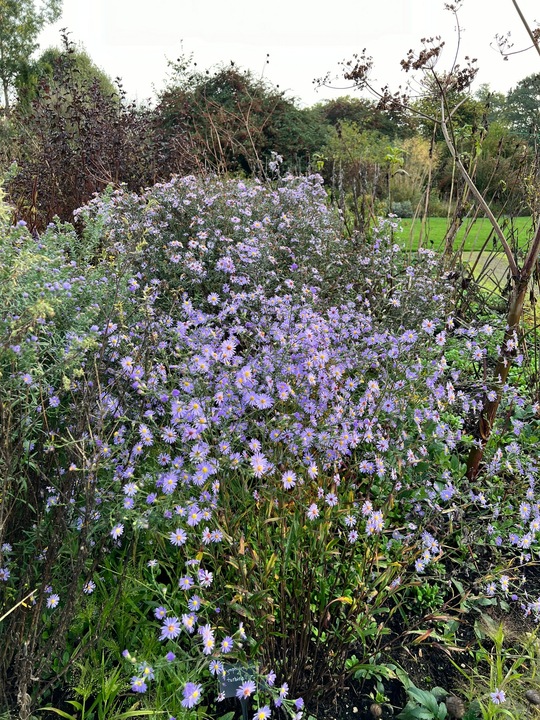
(445, 695, 465, 719)
(525, 689, 540, 706)
(370, 702, 383, 718)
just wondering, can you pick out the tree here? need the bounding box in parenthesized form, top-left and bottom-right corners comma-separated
(157, 58, 327, 175)
(506, 72, 540, 145)
(0, 0, 62, 113)
(320, 122, 390, 233)
(314, 95, 412, 138)
(15, 42, 117, 112)
(475, 83, 507, 126)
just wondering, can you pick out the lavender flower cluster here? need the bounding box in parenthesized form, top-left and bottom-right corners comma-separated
(1, 174, 539, 717)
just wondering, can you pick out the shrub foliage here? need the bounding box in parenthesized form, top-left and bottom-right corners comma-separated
(0, 174, 539, 718)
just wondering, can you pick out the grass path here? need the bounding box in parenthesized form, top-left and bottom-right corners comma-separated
(395, 216, 534, 253)
(462, 251, 509, 285)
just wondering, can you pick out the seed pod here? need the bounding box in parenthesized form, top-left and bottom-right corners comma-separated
(370, 702, 383, 718)
(525, 689, 540, 706)
(445, 695, 465, 719)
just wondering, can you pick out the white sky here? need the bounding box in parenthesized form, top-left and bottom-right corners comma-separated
(38, 0, 540, 107)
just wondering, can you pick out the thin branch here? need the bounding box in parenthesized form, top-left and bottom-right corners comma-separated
(511, 0, 540, 58)
(439, 98, 520, 278)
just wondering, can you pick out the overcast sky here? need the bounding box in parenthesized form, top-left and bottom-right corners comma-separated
(38, 0, 539, 107)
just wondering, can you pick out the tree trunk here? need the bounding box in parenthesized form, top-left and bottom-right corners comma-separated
(2, 78, 9, 115)
(466, 223, 540, 479)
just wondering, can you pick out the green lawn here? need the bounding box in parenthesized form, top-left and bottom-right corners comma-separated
(395, 216, 535, 253)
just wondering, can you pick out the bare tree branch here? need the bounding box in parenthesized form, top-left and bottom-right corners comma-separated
(439, 98, 520, 278)
(511, 0, 540, 58)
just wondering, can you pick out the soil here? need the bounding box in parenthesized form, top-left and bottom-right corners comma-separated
(306, 592, 540, 720)
(306, 643, 464, 720)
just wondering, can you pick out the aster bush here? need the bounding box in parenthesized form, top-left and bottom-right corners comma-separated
(1, 173, 539, 719)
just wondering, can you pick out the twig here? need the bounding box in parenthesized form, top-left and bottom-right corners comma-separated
(0, 590, 37, 624)
(439, 98, 520, 279)
(511, 0, 540, 58)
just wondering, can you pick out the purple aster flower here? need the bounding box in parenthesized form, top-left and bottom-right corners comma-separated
(209, 659, 223, 676)
(123, 482, 138, 497)
(221, 636, 234, 653)
(188, 595, 202, 611)
(253, 707, 271, 720)
(178, 576, 194, 590)
(160, 471, 178, 495)
(139, 663, 154, 680)
(255, 394, 274, 409)
(366, 511, 384, 535)
(131, 677, 147, 693)
(0, 568, 10, 581)
(82, 580, 96, 594)
(490, 689, 506, 704)
(159, 617, 181, 640)
(198, 569, 213, 587)
(237, 680, 256, 699)
(202, 633, 215, 655)
(266, 670, 276, 687)
(47, 594, 60, 609)
(440, 484, 455, 501)
(181, 682, 202, 708)
(325, 492, 338, 507)
(139, 424, 153, 446)
(187, 506, 202, 526)
(201, 527, 213, 544)
(111, 524, 124, 539)
(250, 453, 269, 478)
(120, 356, 134, 372)
(169, 528, 187, 547)
(281, 470, 296, 490)
(182, 613, 197, 633)
(161, 427, 178, 444)
(165, 651, 176, 662)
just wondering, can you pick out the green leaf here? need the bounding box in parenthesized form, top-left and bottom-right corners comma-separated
(114, 712, 165, 719)
(65, 701, 84, 712)
(408, 687, 437, 707)
(415, 711, 441, 720)
(37, 709, 77, 720)
(228, 601, 255, 620)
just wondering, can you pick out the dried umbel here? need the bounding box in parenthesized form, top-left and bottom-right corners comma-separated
(445, 695, 466, 719)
